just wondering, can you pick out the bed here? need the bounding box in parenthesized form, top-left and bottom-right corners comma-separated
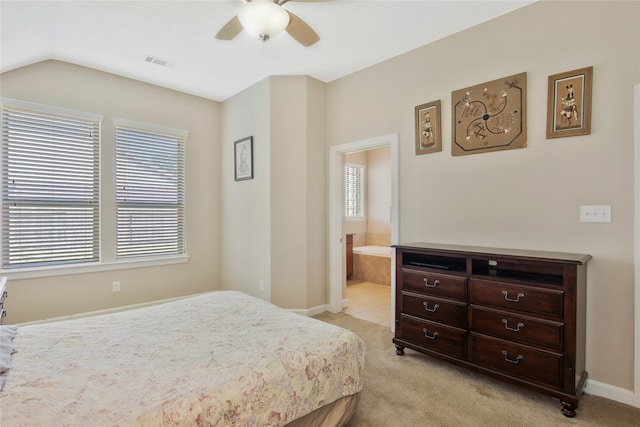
(0, 290, 365, 426)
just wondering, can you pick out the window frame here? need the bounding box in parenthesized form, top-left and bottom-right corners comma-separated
(1, 98, 102, 270)
(113, 118, 187, 260)
(0, 99, 189, 280)
(344, 162, 366, 221)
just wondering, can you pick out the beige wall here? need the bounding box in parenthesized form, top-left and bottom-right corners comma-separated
(305, 77, 328, 308)
(366, 146, 391, 246)
(0, 60, 222, 323)
(220, 79, 272, 301)
(327, 1, 639, 391)
(221, 76, 327, 309)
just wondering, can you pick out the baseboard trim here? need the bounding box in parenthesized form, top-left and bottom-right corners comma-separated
(585, 379, 639, 408)
(17, 293, 203, 326)
(290, 304, 328, 317)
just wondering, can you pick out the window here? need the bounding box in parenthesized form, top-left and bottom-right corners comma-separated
(344, 163, 364, 218)
(114, 119, 186, 258)
(1, 100, 101, 269)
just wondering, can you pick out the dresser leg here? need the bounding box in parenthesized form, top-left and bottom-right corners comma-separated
(395, 344, 405, 356)
(561, 401, 577, 418)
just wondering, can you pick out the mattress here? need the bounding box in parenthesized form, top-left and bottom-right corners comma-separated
(0, 291, 365, 426)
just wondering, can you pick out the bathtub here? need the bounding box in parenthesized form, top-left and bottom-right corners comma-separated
(351, 245, 392, 286)
(352, 245, 392, 258)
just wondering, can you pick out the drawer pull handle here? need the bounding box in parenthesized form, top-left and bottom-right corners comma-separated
(501, 290, 524, 302)
(501, 319, 525, 332)
(501, 350, 524, 364)
(423, 278, 440, 288)
(422, 328, 439, 340)
(422, 302, 439, 312)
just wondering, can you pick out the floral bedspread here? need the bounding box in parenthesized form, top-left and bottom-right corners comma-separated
(0, 291, 365, 426)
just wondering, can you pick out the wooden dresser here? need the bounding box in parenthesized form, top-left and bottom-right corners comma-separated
(392, 243, 590, 417)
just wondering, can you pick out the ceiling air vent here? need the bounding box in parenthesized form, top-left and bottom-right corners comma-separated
(144, 55, 175, 68)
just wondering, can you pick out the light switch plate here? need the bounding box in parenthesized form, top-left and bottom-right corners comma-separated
(580, 205, 611, 223)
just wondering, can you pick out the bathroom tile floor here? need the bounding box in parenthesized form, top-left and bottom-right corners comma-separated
(344, 280, 392, 328)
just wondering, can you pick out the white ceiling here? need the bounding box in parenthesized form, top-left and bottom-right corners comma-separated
(0, 0, 534, 102)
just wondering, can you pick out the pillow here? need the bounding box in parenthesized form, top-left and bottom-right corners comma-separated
(0, 324, 17, 340)
(0, 325, 18, 374)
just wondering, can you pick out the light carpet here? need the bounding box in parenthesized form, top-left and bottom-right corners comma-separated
(314, 312, 640, 427)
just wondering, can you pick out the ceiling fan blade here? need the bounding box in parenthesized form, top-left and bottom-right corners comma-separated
(285, 11, 320, 47)
(215, 16, 243, 40)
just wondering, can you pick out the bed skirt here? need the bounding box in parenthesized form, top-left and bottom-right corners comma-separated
(286, 394, 359, 427)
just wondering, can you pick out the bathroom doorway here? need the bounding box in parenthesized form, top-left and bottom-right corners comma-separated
(328, 133, 398, 331)
(344, 147, 392, 327)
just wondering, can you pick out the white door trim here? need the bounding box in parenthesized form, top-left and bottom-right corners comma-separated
(328, 133, 399, 330)
(634, 83, 640, 406)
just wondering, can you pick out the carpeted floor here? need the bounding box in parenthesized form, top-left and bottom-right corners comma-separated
(313, 311, 640, 427)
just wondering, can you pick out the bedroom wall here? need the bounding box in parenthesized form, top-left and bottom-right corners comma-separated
(327, 0, 639, 394)
(221, 75, 327, 310)
(304, 77, 328, 309)
(220, 79, 272, 302)
(0, 60, 222, 323)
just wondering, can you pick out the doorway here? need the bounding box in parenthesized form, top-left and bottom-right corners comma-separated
(328, 133, 399, 331)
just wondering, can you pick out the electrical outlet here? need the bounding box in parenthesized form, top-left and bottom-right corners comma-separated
(259, 280, 264, 291)
(579, 205, 612, 223)
(112, 281, 121, 292)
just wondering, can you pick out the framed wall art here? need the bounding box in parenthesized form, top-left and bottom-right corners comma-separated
(415, 99, 442, 155)
(546, 66, 593, 139)
(234, 136, 253, 181)
(451, 72, 527, 156)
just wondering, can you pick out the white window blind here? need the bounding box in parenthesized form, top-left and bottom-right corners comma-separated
(114, 120, 186, 258)
(1, 102, 101, 268)
(344, 163, 364, 218)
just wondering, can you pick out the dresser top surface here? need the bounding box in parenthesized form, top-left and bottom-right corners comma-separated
(393, 242, 591, 264)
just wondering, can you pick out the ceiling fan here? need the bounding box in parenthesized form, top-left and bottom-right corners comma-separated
(215, 0, 328, 47)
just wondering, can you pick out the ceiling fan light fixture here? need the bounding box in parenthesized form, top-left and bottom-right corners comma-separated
(238, 2, 290, 42)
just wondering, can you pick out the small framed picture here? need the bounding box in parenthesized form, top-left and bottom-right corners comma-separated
(415, 99, 442, 155)
(234, 136, 253, 181)
(546, 66, 593, 139)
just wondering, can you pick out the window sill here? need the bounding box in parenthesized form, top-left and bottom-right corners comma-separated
(1, 255, 190, 280)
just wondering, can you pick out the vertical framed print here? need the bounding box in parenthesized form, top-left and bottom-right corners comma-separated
(234, 136, 253, 181)
(546, 66, 593, 138)
(415, 99, 442, 155)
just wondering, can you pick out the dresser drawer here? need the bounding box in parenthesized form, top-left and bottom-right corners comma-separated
(398, 315, 466, 359)
(470, 305, 564, 350)
(469, 278, 563, 318)
(402, 269, 466, 300)
(402, 293, 467, 328)
(470, 333, 563, 387)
